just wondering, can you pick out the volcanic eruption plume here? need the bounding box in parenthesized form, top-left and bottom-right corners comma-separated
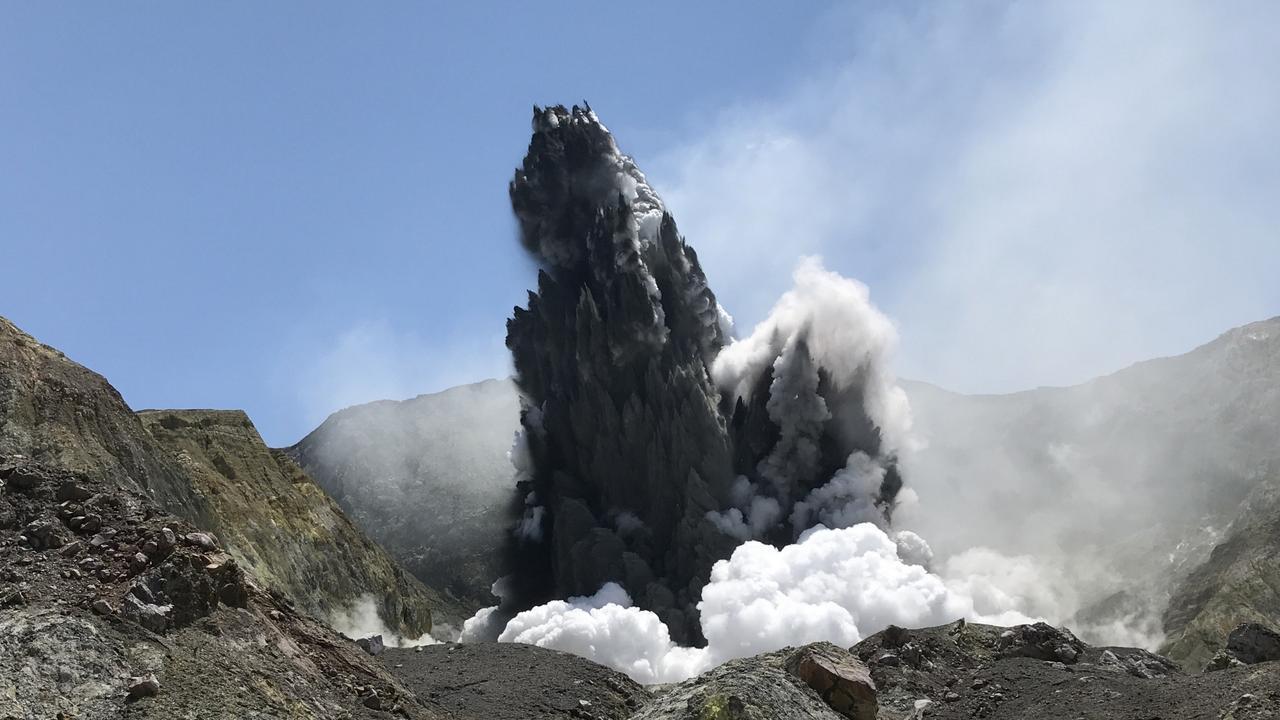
(488, 105, 909, 645)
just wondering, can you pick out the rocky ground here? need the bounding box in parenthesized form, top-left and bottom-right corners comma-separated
(381, 642, 647, 720)
(370, 619, 1280, 719)
(0, 457, 442, 719)
(852, 621, 1280, 720)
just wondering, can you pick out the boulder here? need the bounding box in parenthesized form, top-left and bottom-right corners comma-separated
(1225, 623, 1280, 665)
(784, 643, 878, 720)
(55, 479, 94, 502)
(122, 595, 172, 634)
(357, 635, 386, 657)
(631, 652, 845, 720)
(127, 673, 160, 699)
(995, 623, 1084, 664)
(183, 532, 218, 551)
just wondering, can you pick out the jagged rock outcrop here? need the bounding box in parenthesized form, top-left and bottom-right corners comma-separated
(0, 317, 210, 523)
(502, 105, 903, 641)
(289, 380, 519, 614)
(139, 408, 461, 636)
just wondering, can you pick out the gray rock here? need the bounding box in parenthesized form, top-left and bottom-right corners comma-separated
(995, 622, 1084, 664)
(55, 479, 93, 502)
(183, 532, 218, 550)
(356, 635, 386, 657)
(1219, 622, 1280, 666)
(1206, 650, 1246, 672)
(122, 595, 171, 634)
(0, 496, 16, 529)
(127, 673, 160, 699)
(632, 649, 845, 719)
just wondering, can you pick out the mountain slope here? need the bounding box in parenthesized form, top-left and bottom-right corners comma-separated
(900, 317, 1280, 653)
(0, 317, 211, 523)
(288, 378, 521, 613)
(1, 314, 450, 637)
(1160, 473, 1280, 670)
(138, 408, 464, 635)
(0, 316, 450, 718)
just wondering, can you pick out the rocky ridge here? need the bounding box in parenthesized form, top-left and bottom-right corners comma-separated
(138, 408, 464, 636)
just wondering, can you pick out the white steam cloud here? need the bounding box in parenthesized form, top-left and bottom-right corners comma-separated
(712, 257, 911, 455)
(328, 594, 440, 648)
(496, 524, 1033, 684)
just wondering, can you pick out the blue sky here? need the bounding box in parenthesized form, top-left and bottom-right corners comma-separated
(4, 2, 1279, 446)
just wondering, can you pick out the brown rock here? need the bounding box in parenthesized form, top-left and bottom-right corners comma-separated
(784, 642, 877, 720)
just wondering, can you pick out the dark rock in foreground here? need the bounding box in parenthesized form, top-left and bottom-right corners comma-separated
(0, 457, 439, 719)
(853, 621, 1278, 720)
(382, 641, 647, 720)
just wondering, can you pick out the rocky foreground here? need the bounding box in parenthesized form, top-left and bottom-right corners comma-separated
(368, 622, 1280, 720)
(0, 457, 436, 719)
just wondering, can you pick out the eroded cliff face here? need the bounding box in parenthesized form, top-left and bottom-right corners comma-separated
(0, 317, 211, 522)
(1, 315, 454, 639)
(501, 106, 904, 642)
(139, 409, 463, 637)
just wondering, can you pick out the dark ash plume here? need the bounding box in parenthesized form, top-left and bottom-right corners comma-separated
(494, 105, 906, 644)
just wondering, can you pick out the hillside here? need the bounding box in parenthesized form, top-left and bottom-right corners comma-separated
(0, 316, 449, 718)
(138, 408, 466, 635)
(288, 379, 520, 613)
(899, 317, 1280, 659)
(292, 315, 1280, 665)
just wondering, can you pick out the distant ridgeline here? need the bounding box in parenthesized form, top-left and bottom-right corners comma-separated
(500, 105, 905, 643)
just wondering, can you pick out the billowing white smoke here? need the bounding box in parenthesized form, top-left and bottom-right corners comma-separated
(713, 256, 912, 454)
(328, 594, 440, 648)
(705, 257, 913, 542)
(496, 524, 1033, 684)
